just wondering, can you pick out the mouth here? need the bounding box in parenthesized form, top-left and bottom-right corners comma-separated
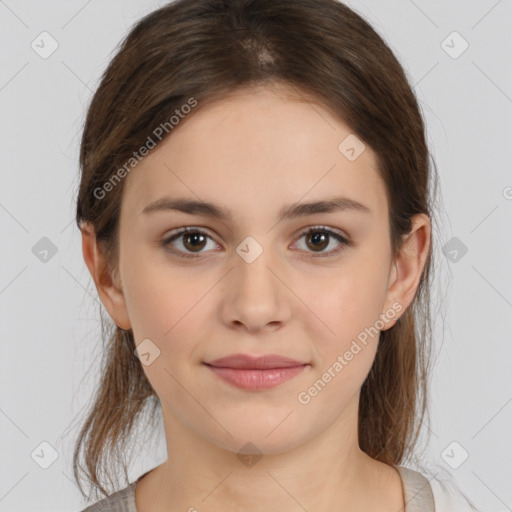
(203, 353, 310, 390)
(205, 353, 308, 369)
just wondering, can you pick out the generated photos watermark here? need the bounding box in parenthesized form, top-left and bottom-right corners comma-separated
(93, 97, 198, 201)
(297, 300, 403, 405)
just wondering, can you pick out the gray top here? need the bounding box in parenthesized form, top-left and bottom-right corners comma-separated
(80, 465, 436, 511)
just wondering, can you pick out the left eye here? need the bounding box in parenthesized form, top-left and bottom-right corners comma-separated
(161, 226, 350, 259)
(293, 227, 350, 257)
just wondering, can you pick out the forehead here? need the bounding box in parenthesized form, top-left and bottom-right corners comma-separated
(120, 84, 387, 224)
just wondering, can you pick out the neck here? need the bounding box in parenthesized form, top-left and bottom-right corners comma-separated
(135, 398, 405, 512)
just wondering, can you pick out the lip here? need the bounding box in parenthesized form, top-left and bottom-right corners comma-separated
(203, 353, 310, 390)
(205, 353, 307, 369)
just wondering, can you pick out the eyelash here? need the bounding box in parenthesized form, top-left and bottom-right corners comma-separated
(161, 225, 351, 260)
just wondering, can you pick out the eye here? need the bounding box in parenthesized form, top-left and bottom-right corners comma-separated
(161, 225, 351, 259)
(293, 226, 351, 258)
(161, 227, 218, 259)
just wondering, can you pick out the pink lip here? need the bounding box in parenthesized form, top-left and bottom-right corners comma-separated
(203, 353, 310, 390)
(205, 353, 307, 369)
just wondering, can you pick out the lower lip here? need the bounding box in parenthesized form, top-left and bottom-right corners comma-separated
(204, 364, 309, 390)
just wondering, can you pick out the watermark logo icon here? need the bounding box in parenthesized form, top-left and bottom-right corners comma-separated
(236, 236, 263, 264)
(441, 441, 469, 469)
(32, 237, 58, 263)
(134, 338, 161, 366)
(442, 236, 468, 263)
(237, 442, 262, 468)
(31, 441, 59, 469)
(441, 31, 469, 59)
(31, 32, 59, 59)
(338, 134, 366, 161)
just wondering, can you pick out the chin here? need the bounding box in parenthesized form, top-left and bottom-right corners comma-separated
(209, 422, 309, 457)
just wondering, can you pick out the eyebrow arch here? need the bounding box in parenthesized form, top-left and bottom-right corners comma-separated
(142, 195, 372, 220)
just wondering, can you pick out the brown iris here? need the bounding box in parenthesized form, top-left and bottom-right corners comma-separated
(182, 232, 207, 252)
(305, 231, 329, 252)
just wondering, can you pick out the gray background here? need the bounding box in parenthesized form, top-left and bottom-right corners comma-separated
(1, 0, 511, 510)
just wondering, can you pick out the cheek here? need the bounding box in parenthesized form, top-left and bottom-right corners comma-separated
(304, 263, 388, 336)
(294, 274, 384, 412)
(294, 254, 390, 370)
(123, 265, 211, 392)
(123, 256, 210, 345)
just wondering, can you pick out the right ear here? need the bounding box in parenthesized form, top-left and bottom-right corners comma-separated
(80, 221, 132, 331)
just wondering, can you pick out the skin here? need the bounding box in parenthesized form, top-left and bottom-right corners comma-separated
(81, 82, 431, 512)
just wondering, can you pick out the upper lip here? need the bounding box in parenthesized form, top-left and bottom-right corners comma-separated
(204, 353, 308, 369)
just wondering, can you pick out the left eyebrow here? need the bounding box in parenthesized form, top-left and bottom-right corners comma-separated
(141, 195, 372, 221)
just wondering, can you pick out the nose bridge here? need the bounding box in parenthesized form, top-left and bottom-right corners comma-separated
(222, 233, 290, 331)
(235, 234, 278, 294)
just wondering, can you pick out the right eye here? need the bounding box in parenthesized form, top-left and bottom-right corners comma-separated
(161, 227, 219, 259)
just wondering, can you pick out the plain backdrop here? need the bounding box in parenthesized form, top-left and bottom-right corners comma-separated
(0, 0, 511, 510)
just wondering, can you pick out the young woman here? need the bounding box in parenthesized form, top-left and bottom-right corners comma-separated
(74, 0, 480, 510)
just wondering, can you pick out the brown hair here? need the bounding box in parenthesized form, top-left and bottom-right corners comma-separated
(74, 0, 438, 500)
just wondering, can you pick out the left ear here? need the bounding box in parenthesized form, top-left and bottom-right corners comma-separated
(381, 213, 431, 330)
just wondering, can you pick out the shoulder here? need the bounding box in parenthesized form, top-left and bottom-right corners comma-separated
(79, 481, 137, 512)
(397, 464, 482, 512)
(428, 468, 481, 512)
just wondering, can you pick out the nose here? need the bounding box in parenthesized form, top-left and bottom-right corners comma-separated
(219, 245, 292, 334)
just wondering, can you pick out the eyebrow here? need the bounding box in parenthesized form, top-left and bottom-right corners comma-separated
(142, 195, 372, 220)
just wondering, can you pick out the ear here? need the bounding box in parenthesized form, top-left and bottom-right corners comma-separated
(381, 213, 431, 330)
(80, 221, 132, 330)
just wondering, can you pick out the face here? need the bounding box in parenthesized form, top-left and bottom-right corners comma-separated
(107, 83, 404, 455)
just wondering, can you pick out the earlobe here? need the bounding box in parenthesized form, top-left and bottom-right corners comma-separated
(80, 222, 132, 331)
